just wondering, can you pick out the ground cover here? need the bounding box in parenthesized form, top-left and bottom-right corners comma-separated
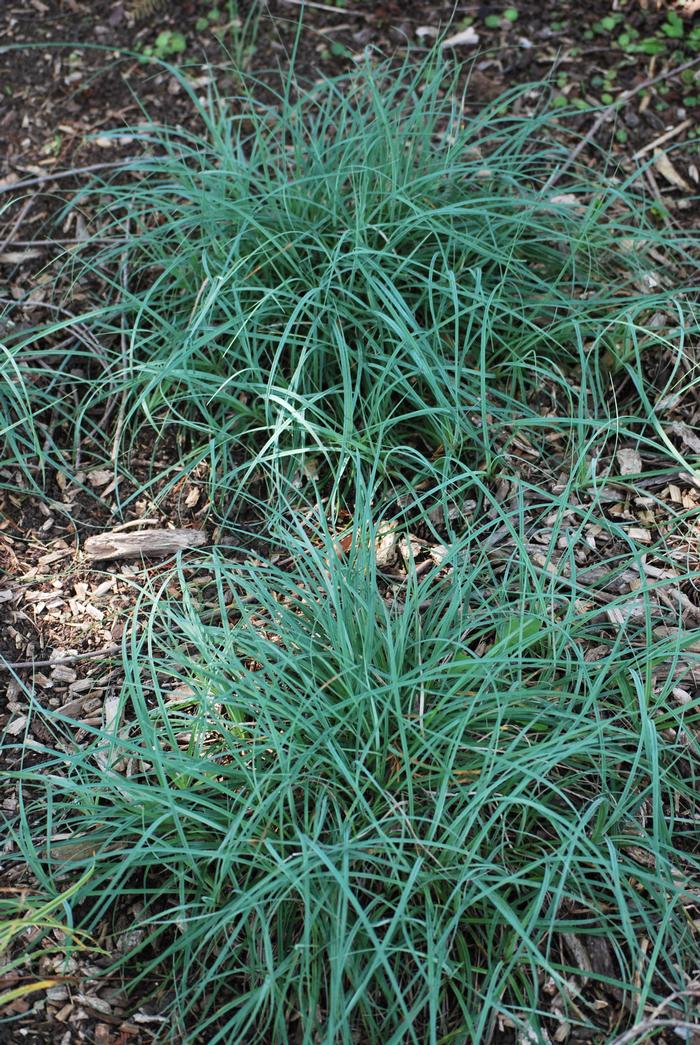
(2, 3, 700, 1044)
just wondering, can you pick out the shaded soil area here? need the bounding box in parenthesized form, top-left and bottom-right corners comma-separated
(1, 0, 699, 199)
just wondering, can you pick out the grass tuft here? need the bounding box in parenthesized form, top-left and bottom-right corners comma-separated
(6, 480, 700, 1041)
(2, 50, 700, 1044)
(3, 54, 697, 508)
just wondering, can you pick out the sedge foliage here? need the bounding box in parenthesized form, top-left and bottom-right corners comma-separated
(6, 482, 700, 1042)
(2, 54, 697, 506)
(2, 52, 700, 1044)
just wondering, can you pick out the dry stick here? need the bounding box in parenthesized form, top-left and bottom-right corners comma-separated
(633, 116, 692, 160)
(610, 1018, 700, 1045)
(543, 55, 700, 192)
(0, 645, 119, 671)
(111, 216, 131, 469)
(0, 296, 110, 363)
(610, 979, 700, 1045)
(0, 198, 35, 255)
(0, 237, 122, 246)
(280, 0, 368, 15)
(0, 157, 140, 195)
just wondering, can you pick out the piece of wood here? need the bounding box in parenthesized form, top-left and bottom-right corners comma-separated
(84, 528, 207, 562)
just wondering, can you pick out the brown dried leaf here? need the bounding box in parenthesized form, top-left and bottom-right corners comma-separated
(628, 527, 652, 543)
(185, 486, 200, 508)
(87, 470, 113, 488)
(670, 421, 700, 455)
(653, 149, 693, 193)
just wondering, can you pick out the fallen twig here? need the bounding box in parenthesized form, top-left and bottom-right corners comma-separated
(633, 117, 692, 160)
(280, 0, 368, 16)
(0, 645, 119, 671)
(610, 1017, 700, 1045)
(0, 237, 123, 246)
(0, 157, 140, 195)
(0, 198, 35, 256)
(111, 215, 131, 468)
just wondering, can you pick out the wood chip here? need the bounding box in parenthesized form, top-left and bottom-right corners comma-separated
(440, 26, 479, 48)
(375, 525, 398, 569)
(51, 665, 78, 684)
(5, 715, 28, 736)
(84, 528, 207, 562)
(670, 421, 700, 455)
(617, 448, 642, 475)
(606, 600, 646, 625)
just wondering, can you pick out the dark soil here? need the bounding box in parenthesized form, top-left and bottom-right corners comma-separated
(1, 0, 698, 308)
(1, 1, 699, 200)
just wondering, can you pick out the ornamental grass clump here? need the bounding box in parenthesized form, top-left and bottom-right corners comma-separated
(5, 53, 695, 504)
(6, 485, 700, 1042)
(3, 49, 700, 1045)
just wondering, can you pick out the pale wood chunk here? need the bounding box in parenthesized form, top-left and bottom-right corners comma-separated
(84, 528, 207, 562)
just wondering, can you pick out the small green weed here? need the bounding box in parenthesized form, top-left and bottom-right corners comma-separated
(141, 28, 187, 59)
